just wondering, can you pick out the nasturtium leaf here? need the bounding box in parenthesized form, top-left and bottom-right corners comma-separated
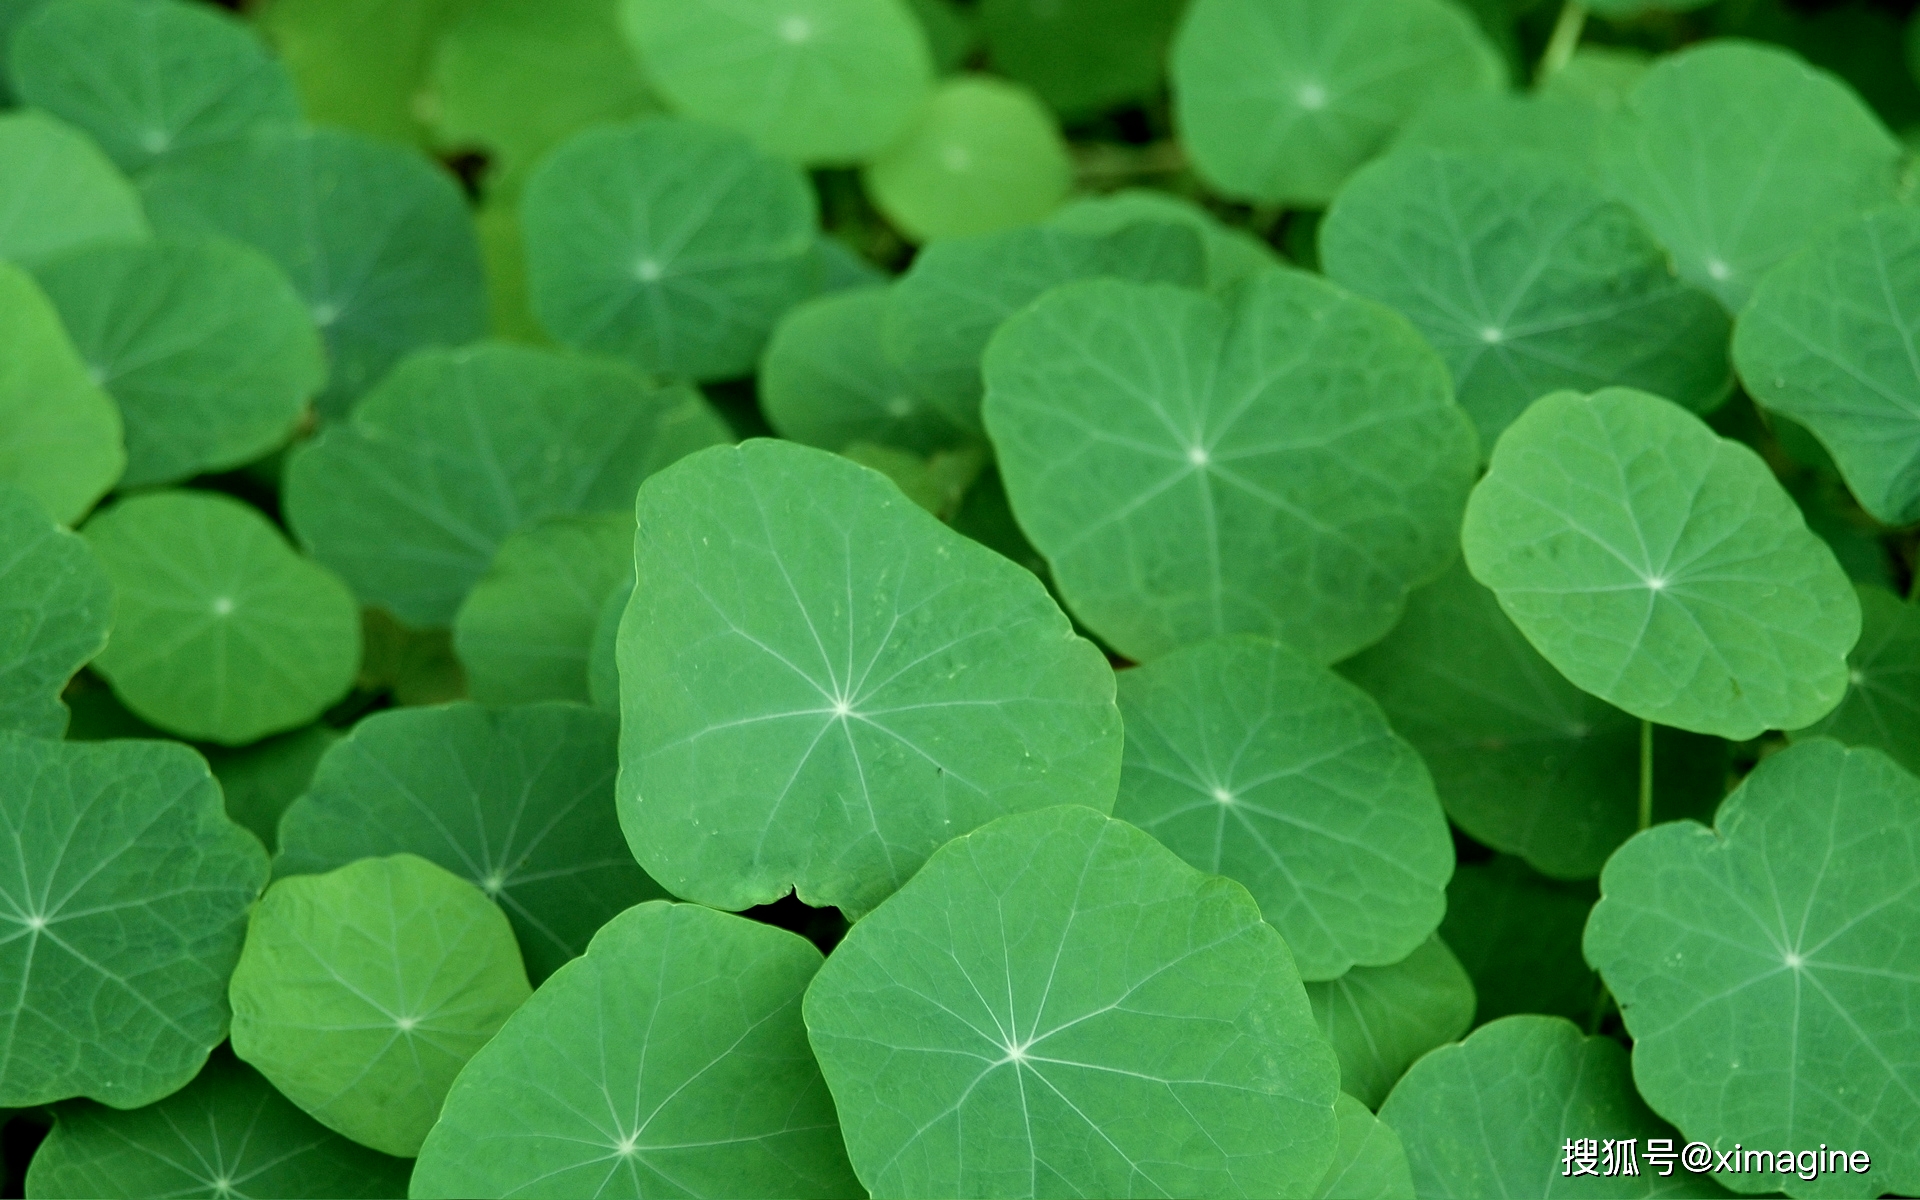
(358, 609, 467, 707)
(33, 237, 326, 488)
(1541, 46, 1652, 111)
(229, 854, 533, 1158)
(285, 342, 729, 628)
(251, 0, 464, 147)
(1171, 0, 1504, 206)
(0, 734, 267, 1109)
(1114, 635, 1453, 979)
(862, 75, 1072, 242)
(1305, 937, 1476, 1109)
(0, 261, 123, 525)
(140, 127, 488, 416)
(983, 272, 1479, 664)
(979, 0, 1184, 118)
(522, 118, 819, 382)
(1340, 559, 1729, 880)
(0, 112, 149, 267)
(840, 442, 983, 521)
(1378, 1016, 1706, 1199)
(621, 0, 933, 165)
(1389, 93, 1604, 178)
(588, 575, 630, 712)
(1733, 206, 1920, 526)
(9, 0, 300, 176)
(0, 0, 51, 102)
(1790, 586, 1920, 775)
(412, 901, 860, 1200)
(1315, 1094, 1416, 1200)
(1601, 40, 1902, 311)
(24, 1050, 411, 1200)
(1048, 188, 1282, 291)
(0, 484, 110, 738)
(275, 702, 665, 982)
(618, 439, 1123, 916)
(85, 491, 360, 746)
(474, 200, 544, 345)
(1440, 856, 1599, 1026)
(909, 0, 974, 72)
(1585, 739, 1920, 1198)
(1461, 387, 1861, 740)
(205, 724, 337, 854)
(805, 804, 1342, 1198)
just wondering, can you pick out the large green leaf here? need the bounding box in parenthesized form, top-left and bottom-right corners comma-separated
(1115, 635, 1453, 979)
(0, 111, 149, 267)
(1462, 388, 1860, 740)
(1305, 937, 1476, 1110)
(228, 854, 532, 1158)
(804, 804, 1342, 1198)
(284, 342, 728, 628)
(0, 734, 267, 1109)
(24, 1050, 410, 1200)
(1171, 0, 1504, 205)
(85, 491, 361, 746)
(9, 0, 299, 175)
(617, 439, 1123, 916)
(0, 484, 110, 738)
(1315, 1094, 1416, 1200)
(275, 702, 666, 983)
(1439, 856, 1599, 1026)
(522, 117, 819, 382)
(979, 0, 1184, 118)
(412, 901, 860, 1200)
(140, 127, 487, 416)
(33, 237, 326, 488)
(1601, 40, 1901, 311)
(1047, 188, 1282, 292)
(1320, 148, 1731, 446)
(1585, 739, 1920, 1198)
(983, 272, 1479, 664)
(0, 259, 124, 526)
(251, 0, 467, 147)
(1790, 585, 1920, 775)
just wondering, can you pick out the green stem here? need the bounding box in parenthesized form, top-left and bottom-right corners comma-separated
(1586, 981, 1615, 1036)
(1537, 1, 1588, 84)
(1639, 719, 1654, 831)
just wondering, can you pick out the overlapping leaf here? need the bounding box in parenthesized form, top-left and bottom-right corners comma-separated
(0, 484, 111, 738)
(1440, 856, 1599, 1026)
(0, 111, 149, 266)
(0, 260, 124, 526)
(1305, 937, 1476, 1109)
(1790, 585, 1920, 775)
(250, 0, 465, 147)
(979, 0, 1184, 117)
(1048, 189, 1281, 291)
(1315, 1095, 1416, 1200)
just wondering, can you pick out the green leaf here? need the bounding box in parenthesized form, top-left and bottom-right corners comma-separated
(588, 574, 630, 712)
(228, 853, 532, 1158)
(1389, 93, 1605, 178)
(9, 0, 300, 175)
(1115, 635, 1453, 979)
(1171, 0, 1504, 205)
(23, 1050, 411, 1200)
(32, 237, 326, 488)
(1314, 1094, 1416, 1200)
(204, 724, 337, 855)
(0, 734, 267, 1109)
(140, 127, 488, 417)
(983, 272, 1479, 664)
(1588, 0, 1717, 15)
(979, 0, 1185, 118)
(1047, 188, 1283, 291)
(411, 901, 860, 1200)
(1601, 40, 1901, 311)
(284, 342, 728, 628)
(1733, 206, 1920, 526)
(803, 804, 1343, 1198)
(1538, 46, 1651, 111)
(357, 609, 467, 707)
(251, 0, 467, 147)
(1305, 937, 1476, 1110)
(862, 74, 1072, 242)
(85, 490, 361, 746)
(620, 0, 933, 165)
(1790, 585, 1920, 776)
(907, 0, 974, 73)
(275, 701, 665, 982)
(0, 484, 110, 738)
(618, 439, 1123, 915)
(1584, 738, 1920, 1198)
(838, 441, 984, 521)
(0, 0, 52, 102)
(522, 117, 820, 381)
(0, 111, 149, 267)
(1461, 387, 1861, 740)
(1439, 856, 1599, 1027)
(0, 260, 123, 525)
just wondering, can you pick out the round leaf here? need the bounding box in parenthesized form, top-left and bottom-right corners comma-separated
(1314, 1094, 1416, 1200)
(0, 111, 149, 267)
(1790, 585, 1920, 776)
(1462, 387, 1861, 740)
(228, 854, 533, 1158)
(1047, 188, 1282, 291)
(0, 260, 124, 525)
(983, 272, 1479, 664)
(412, 901, 860, 1200)
(979, 0, 1185, 118)
(618, 439, 1123, 916)
(1305, 937, 1476, 1110)
(1439, 857, 1599, 1027)
(85, 490, 361, 746)
(0, 734, 267, 1109)
(0, 483, 110, 738)
(804, 804, 1342, 1199)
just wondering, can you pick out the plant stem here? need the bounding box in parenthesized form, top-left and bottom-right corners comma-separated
(1586, 980, 1615, 1035)
(1638, 719, 1654, 831)
(1537, 1, 1588, 84)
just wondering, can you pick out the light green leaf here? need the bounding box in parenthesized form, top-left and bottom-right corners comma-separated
(1601, 40, 1901, 310)
(0, 484, 110, 738)
(251, 0, 466, 147)
(0, 111, 149, 267)
(33, 237, 326, 488)
(1439, 856, 1599, 1026)
(804, 804, 1343, 1199)
(983, 272, 1479, 664)
(1048, 188, 1283, 291)
(1171, 0, 1504, 205)
(229, 853, 532, 1158)
(0, 260, 123, 525)
(1389, 93, 1604, 178)
(0, 734, 267, 1109)
(1315, 1094, 1416, 1200)
(1305, 937, 1476, 1110)
(9, 0, 299, 175)
(1462, 387, 1861, 740)
(284, 342, 728, 628)
(1585, 739, 1920, 1198)
(1790, 585, 1920, 776)
(85, 491, 361, 746)
(618, 439, 1123, 916)
(204, 724, 337, 855)
(412, 901, 860, 1200)
(862, 75, 1072, 241)
(979, 0, 1185, 118)
(275, 702, 665, 982)
(1115, 635, 1453, 979)
(522, 117, 819, 381)
(24, 1050, 411, 1200)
